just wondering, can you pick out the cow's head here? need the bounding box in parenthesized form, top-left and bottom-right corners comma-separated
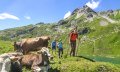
(13, 42, 23, 53)
(37, 47, 53, 60)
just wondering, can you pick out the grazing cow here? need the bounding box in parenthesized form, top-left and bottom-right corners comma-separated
(21, 47, 52, 72)
(14, 36, 50, 54)
(0, 52, 23, 72)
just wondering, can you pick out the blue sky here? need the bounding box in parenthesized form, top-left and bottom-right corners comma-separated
(0, 0, 120, 30)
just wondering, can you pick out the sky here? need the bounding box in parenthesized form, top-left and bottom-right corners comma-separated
(0, 0, 120, 30)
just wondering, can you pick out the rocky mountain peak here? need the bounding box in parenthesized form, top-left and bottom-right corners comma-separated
(70, 5, 98, 20)
(71, 8, 79, 15)
(83, 5, 97, 13)
(71, 5, 97, 16)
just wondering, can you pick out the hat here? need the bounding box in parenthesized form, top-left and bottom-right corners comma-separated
(59, 39, 62, 42)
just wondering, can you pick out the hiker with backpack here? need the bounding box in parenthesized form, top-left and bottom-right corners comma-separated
(69, 27, 79, 56)
(51, 39, 57, 55)
(57, 39, 63, 58)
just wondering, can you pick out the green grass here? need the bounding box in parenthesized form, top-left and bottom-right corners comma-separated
(0, 40, 14, 54)
(49, 56, 120, 72)
(0, 40, 119, 72)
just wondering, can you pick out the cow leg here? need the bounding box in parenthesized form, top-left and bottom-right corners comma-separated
(46, 65, 51, 71)
(31, 60, 42, 72)
(11, 61, 22, 72)
(31, 66, 41, 72)
(39, 65, 50, 72)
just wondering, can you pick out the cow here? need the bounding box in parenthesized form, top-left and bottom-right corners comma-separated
(0, 52, 23, 72)
(21, 47, 52, 72)
(14, 36, 50, 54)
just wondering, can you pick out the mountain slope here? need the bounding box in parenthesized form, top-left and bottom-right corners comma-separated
(0, 5, 120, 72)
(57, 5, 120, 57)
(0, 5, 119, 57)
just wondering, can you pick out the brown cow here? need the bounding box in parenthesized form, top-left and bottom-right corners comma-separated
(21, 47, 52, 72)
(14, 36, 50, 54)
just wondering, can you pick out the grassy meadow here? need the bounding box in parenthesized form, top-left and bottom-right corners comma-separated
(0, 39, 120, 72)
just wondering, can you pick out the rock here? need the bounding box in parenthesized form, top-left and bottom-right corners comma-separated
(100, 20, 108, 26)
(78, 27, 90, 35)
(58, 20, 68, 25)
(107, 10, 114, 13)
(71, 8, 79, 15)
(87, 13, 93, 18)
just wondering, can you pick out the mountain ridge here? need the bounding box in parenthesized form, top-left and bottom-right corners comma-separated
(0, 5, 119, 41)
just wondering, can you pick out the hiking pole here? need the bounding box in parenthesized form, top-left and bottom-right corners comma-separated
(76, 38, 80, 56)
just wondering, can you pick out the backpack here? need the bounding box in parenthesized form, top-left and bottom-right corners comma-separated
(52, 41, 56, 47)
(58, 42, 63, 49)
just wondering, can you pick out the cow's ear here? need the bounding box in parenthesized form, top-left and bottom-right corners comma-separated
(48, 36, 50, 40)
(37, 51, 42, 54)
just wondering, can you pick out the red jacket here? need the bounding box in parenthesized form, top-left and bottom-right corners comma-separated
(70, 32, 78, 41)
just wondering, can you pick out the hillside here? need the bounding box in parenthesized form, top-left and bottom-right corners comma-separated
(0, 5, 119, 56)
(0, 5, 120, 72)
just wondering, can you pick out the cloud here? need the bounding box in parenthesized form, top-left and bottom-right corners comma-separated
(64, 11, 71, 19)
(86, 0, 100, 9)
(24, 16, 31, 20)
(0, 13, 20, 20)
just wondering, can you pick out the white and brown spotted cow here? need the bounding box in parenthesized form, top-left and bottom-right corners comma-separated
(21, 47, 52, 72)
(0, 52, 23, 72)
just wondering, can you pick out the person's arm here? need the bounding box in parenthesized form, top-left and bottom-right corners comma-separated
(56, 42, 58, 48)
(62, 42, 63, 49)
(69, 33, 71, 44)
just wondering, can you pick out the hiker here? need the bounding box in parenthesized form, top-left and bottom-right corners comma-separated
(69, 27, 79, 56)
(57, 39, 63, 58)
(51, 39, 57, 55)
